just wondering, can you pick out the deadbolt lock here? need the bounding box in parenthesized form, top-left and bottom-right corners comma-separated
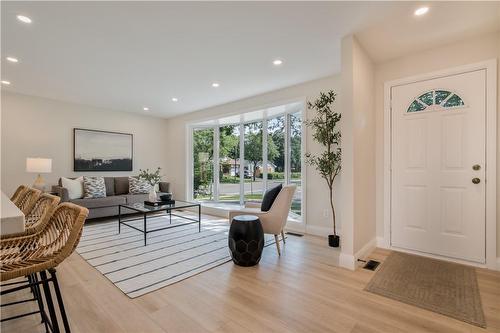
(472, 178, 481, 184)
(472, 164, 481, 171)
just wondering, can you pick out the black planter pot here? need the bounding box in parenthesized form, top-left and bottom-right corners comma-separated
(328, 235, 340, 247)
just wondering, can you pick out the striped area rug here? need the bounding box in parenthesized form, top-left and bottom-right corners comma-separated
(76, 213, 273, 298)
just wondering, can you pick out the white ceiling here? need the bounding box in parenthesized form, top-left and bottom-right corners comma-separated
(2, 2, 499, 118)
(356, 2, 500, 63)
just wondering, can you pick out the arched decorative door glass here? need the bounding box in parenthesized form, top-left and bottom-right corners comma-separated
(406, 89, 465, 113)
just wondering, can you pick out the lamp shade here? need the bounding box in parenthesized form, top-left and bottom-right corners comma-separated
(26, 158, 52, 173)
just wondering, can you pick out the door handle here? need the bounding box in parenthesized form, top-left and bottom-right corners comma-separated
(472, 178, 481, 184)
(472, 164, 481, 171)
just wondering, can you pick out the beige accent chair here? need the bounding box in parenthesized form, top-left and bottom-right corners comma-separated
(229, 184, 296, 255)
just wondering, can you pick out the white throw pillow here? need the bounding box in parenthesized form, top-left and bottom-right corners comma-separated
(61, 177, 84, 200)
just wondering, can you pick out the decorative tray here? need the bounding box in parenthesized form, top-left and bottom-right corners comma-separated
(144, 200, 175, 206)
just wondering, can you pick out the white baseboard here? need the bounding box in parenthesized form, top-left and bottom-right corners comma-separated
(339, 253, 355, 270)
(355, 238, 377, 262)
(337, 238, 377, 271)
(376, 236, 388, 249)
(304, 225, 334, 237)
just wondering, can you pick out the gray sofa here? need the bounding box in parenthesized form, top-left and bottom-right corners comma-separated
(52, 177, 170, 219)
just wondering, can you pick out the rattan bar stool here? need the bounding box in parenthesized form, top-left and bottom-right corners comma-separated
(10, 185, 28, 203)
(1, 203, 89, 333)
(14, 186, 42, 215)
(1, 193, 61, 240)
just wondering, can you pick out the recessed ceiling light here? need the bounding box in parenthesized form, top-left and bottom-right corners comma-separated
(1, 80, 11, 85)
(273, 59, 283, 66)
(414, 7, 429, 16)
(172, 98, 178, 102)
(16, 15, 32, 24)
(143, 107, 149, 111)
(6, 57, 19, 63)
(212, 82, 220, 88)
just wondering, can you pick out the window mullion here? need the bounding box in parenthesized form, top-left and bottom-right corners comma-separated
(239, 122, 245, 206)
(262, 116, 268, 193)
(284, 113, 291, 185)
(213, 126, 220, 201)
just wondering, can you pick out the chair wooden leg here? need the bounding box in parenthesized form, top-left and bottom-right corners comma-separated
(281, 230, 286, 244)
(274, 235, 281, 256)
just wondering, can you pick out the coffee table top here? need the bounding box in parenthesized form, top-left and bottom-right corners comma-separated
(120, 200, 200, 213)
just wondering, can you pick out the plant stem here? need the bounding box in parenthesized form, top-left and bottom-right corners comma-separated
(329, 184, 336, 236)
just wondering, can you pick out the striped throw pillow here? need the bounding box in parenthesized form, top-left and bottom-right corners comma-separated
(83, 176, 107, 198)
(129, 177, 152, 194)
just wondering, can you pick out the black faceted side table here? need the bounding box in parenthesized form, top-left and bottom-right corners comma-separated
(228, 215, 264, 266)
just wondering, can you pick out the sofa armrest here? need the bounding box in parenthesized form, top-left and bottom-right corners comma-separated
(52, 185, 70, 202)
(158, 181, 170, 193)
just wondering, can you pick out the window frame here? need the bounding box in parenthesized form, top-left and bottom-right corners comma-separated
(186, 100, 306, 222)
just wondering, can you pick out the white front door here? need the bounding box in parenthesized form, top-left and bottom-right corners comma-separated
(391, 69, 486, 263)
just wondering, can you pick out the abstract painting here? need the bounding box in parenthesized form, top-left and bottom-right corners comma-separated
(74, 128, 133, 171)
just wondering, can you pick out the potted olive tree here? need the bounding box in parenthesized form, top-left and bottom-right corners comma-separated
(305, 90, 342, 247)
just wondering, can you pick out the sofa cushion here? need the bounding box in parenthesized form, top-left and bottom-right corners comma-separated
(158, 181, 170, 193)
(124, 193, 149, 205)
(114, 177, 130, 195)
(71, 195, 126, 209)
(104, 177, 115, 196)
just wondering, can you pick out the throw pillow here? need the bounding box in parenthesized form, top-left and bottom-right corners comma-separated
(61, 176, 84, 200)
(83, 176, 107, 198)
(261, 184, 282, 212)
(129, 177, 152, 194)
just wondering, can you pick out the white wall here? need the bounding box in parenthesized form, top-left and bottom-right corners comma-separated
(374, 31, 500, 257)
(163, 75, 342, 236)
(1, 92, 170, 196)
(352, 37, 376, 255)
(338, 35, 376, 268)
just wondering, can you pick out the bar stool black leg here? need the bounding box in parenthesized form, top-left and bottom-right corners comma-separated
(35, 273, 50, 333)
(49, 268, 71, 333)
(40, 270, 60, 333)
(32, 273, 48, 327)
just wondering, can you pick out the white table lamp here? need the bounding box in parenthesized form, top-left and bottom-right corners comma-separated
(26, 158, 52, 191)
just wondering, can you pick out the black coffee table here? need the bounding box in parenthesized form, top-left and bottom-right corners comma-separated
(118, 201, 201, 246)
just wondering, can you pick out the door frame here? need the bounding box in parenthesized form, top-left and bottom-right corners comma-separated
(383, 60, 497, 270)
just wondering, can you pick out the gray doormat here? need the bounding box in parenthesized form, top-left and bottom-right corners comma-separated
(365, 251, 486, 328)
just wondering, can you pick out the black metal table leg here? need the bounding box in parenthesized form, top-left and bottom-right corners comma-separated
(169, 209, 172, 224)
(198, 205, 201, 232)
(49, 268, 71, 333)
(40, 270, 60, 333)
(118, 205, 121, 234)
(144, 213, 147, 246)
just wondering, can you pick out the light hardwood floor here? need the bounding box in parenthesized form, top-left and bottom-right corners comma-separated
(1, 233, 499, 333)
